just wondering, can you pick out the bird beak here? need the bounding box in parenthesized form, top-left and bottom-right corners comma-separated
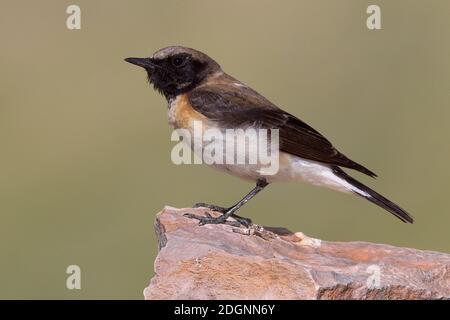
(124, 57, 157, 70)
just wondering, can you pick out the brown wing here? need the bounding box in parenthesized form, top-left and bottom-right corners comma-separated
(188, 84, 377, 177)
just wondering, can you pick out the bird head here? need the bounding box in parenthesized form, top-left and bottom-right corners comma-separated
(125, 46, 221, 99)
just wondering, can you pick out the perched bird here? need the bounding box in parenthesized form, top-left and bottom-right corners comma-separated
(125, 46, 413, 226)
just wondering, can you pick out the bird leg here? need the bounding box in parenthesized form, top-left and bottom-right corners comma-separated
(184, 179, 269, 227)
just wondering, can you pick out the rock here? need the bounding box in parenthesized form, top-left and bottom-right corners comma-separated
(144, 206, 450, 300)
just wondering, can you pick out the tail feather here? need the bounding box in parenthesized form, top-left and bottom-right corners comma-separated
(332, 166, 414, 223)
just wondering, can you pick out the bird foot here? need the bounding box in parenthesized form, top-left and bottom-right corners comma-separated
(192, 203, 253, 227)
(183, 212, 241, 227)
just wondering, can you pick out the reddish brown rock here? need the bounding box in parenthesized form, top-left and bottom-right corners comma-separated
(144, 206, 450, 300)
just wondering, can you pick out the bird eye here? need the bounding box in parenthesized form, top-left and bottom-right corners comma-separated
(171, 56, 186, 67)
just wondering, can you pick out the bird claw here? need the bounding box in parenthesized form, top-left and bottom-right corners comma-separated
(191, 203, 253, 227)
(183, 212, 242, 227)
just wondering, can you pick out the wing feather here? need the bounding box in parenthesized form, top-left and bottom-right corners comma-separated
(188, 85, 376, 177)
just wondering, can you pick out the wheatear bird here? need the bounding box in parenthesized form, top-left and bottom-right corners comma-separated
(125, 46, 413, 227)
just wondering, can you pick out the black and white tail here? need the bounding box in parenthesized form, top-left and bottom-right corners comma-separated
(332, 166, 414, 223)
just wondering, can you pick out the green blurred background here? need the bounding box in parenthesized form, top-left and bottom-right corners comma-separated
(1, 0, 449, 299)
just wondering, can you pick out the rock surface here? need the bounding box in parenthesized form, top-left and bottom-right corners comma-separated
(144, 206, 450, 300)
